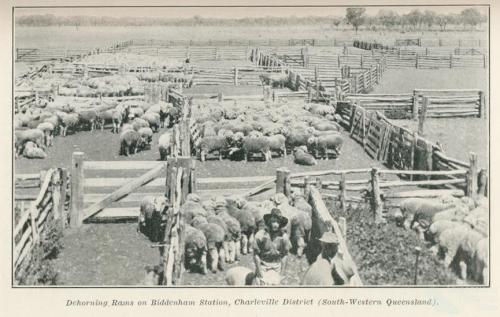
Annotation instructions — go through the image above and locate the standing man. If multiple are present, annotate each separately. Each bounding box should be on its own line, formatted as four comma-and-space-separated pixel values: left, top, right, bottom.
253, 208, 292, 285
301, 231, 355, 286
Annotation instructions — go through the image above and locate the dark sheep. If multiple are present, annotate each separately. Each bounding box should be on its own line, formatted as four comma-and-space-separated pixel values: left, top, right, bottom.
293, 147, 318, 166
198, 136, 231, 162
119, 129, 145, 156
307, 134, 343, 160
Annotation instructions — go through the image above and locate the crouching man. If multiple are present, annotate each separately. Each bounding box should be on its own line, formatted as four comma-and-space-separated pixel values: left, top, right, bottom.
253, 208, 291, 285
301, 231, 355, 286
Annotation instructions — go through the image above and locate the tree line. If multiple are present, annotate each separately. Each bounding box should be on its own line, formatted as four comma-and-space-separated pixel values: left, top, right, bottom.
16, 7, 487, 31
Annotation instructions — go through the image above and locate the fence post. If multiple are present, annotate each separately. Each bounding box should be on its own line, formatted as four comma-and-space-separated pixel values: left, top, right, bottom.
410, 132, 417, 180
477, 169, 488, 197
478, 91, 485, 118
418, 97, 429, 135
483, 54, 486, 68
339, 173, 347, 213
263, 85, 271, 102
276, 167, 291, 198
466, 152, 478, 197
234, 67, 239, 86
304, 176, 312, 199
449, 54, 453, 68
58, 168, 68, 229
370, 167, 384, 223
70, 152, 84, 228
425, 141, 434, 181
412, 90, 419, 120
316, 177, 322, 191
415, 53, 419, 68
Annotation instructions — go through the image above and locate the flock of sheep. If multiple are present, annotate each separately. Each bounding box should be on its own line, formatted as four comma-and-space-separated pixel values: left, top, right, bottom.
14, 94, 181, 160
396, 194, 489, 284
139, 191, 313, 278
192, 100, 345, 165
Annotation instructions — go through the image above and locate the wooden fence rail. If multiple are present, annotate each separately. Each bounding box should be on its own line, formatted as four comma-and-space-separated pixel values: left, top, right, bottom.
14, 168, 69, 281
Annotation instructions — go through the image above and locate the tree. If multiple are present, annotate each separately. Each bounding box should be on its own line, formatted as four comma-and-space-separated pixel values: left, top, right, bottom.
436, 14, 448, 31
406, 9, 423, 30
423, 10, 436, 30
345, 7, 366, 34
377, 9, 399, 30
460, 8, 482, 30
332, 16, 342, 30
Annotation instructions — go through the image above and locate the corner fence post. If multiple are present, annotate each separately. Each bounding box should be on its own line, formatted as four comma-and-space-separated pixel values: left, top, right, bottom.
466, 152, 478, 197
370, 167, 384, 224
276, 167, 291, 197
70, 152, 84, 228
418, 97, 429, 136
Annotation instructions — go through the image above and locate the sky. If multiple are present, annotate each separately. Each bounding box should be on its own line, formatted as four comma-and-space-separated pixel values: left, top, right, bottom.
14, 5, 488, 19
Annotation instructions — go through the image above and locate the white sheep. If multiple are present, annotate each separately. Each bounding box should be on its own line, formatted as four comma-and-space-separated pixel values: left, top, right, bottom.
36, 122, 55, 147
158, 132, 172, 160
138, 195, 168, 242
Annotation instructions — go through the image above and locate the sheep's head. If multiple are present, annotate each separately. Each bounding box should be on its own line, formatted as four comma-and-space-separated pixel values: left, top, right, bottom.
191, 215, 208, 228
153, 196, 168, 214
307, 136, 318, 145
187, 193, 201, 203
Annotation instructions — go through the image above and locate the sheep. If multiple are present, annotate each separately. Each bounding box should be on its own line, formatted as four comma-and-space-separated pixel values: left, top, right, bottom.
225, 196, 256, 256
77, 108, 99, 131
132, 117, 150, 131
58, 112, 80, 136
180, 194, 207, 223
36, 122, 55, 147
217, 211, 242, 263
283, 128, 313, 150
128, 106, 144, 120
96, 109, 115, 131
307, 134, 343, 160
138, 127, 153, 148
304, 103, 336, 116
147, 102, 171, 127
15, 128, 45, 156
207, 215, 231, 263
455, 229, 485, 280
248, 130, 264, 138
142, 112, 161, 132
191, 216, 226, 273
158, 132, 172, 160
202, 121, 217, 138
225, 266, 255, 285
290, 191, 312, 217
290, 209, 312, 257
22, 141, 47, 159
217, 128, 234, 138
310, 120, 341, 132
197, 136, 231, 162
471, 238, 488, 284
138, 195, 168, 242
427, 220, 460, 244
266, 134, 287, 159
43, 115, 60, 136
119, 130, 145, 156
239, 137, 271, 162
121, 123, 134, 133
431, 224, 472, 267
293, 147, 317, 166
239, 199, 266, 231
167, 106, 181, 127
396, 198, 454, 230
184, 225, 208, 274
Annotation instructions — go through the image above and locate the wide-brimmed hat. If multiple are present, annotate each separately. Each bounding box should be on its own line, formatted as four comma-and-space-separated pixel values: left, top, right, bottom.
263, 208, 288, 228
318, 232, 340, 245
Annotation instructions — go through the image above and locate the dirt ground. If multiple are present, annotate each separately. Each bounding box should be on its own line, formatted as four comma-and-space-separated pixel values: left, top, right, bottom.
52, 223, 159, 285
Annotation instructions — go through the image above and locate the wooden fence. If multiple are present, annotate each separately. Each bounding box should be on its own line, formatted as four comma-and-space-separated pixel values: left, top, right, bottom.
14, 169, 69, 281
15, 41, 133, 62
344, 89, 484, 119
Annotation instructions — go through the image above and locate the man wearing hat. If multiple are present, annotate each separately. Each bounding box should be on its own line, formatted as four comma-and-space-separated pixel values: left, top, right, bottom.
301, 231, 355, 286
252, 208, 292, 285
